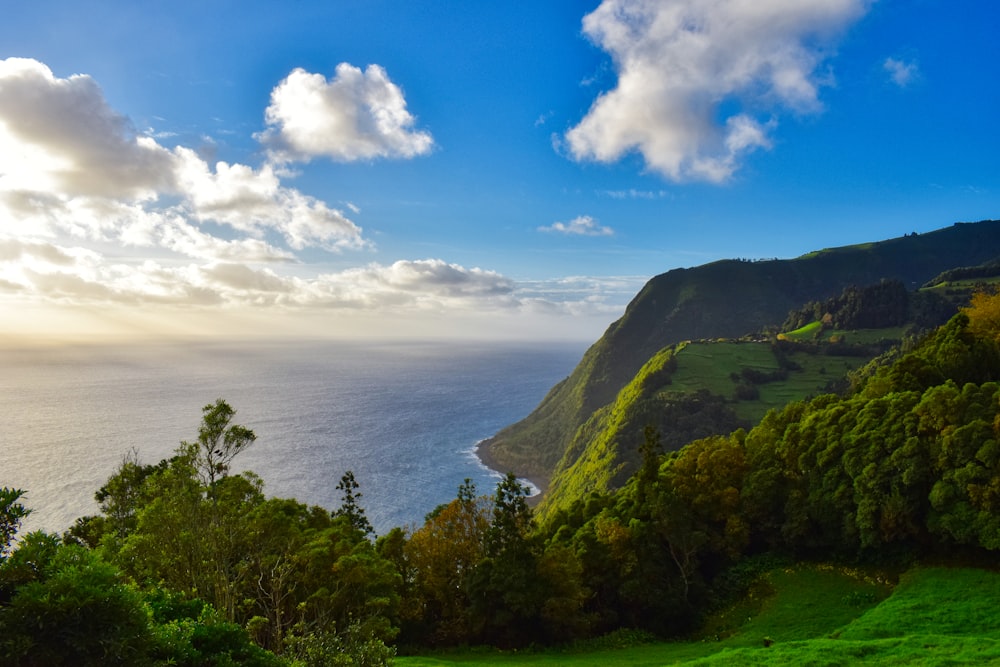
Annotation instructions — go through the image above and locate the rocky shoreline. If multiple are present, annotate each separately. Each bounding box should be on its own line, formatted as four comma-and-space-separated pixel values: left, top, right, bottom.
474, 437, 547, 502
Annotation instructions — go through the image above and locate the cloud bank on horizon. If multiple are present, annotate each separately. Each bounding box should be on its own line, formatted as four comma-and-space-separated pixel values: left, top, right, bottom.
3, 0, 991, 341
0, 53, 640, 339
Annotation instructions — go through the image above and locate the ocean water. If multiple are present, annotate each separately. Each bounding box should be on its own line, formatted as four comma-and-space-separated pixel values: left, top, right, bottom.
0, 339, 585, 536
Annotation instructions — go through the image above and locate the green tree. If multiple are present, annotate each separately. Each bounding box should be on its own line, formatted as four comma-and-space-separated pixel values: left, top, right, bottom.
191, 399, 257, 487
0, 488, 29, 563
104, 402, 400, 658
0, 542, 154, 666
468, 474, 552, 647
334, 470, 374, 538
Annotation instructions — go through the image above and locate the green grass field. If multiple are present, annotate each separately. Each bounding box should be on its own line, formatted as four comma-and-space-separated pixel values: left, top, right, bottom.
397, 565, 1000, 666
667, 341, 871, 423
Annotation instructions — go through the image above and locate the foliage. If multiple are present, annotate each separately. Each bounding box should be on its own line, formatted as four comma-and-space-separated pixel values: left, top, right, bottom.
283, 620, 396, 667
484, 219, 1000, 493
401, 479, 491, 645
0, 540, 154, 666
396, 566, 1000, 666
0, 530, 284, 666
334, 470, 375, 537
528, 295, 1000, 642
39, 399, 399, 662
782, 280, 912, 332
191, 398, 257, 486
397, 476, 590, 649
540, 334, 880, 518
0, 488, 29, 562
17, 287, 1000, 659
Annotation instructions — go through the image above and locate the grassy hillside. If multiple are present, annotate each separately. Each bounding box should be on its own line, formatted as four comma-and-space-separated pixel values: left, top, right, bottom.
397, 565, 1000, 666
539, 335, 886, 514
482, 220, 1000, 492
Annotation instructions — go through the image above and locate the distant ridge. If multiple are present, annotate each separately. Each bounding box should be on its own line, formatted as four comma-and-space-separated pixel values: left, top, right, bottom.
481, 219, 1000, 498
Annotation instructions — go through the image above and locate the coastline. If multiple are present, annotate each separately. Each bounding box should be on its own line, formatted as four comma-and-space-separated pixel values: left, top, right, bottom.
474, 437, 548, 502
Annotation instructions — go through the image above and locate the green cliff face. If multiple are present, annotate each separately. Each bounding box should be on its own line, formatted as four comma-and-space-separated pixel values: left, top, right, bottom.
482, 219, 1000, 511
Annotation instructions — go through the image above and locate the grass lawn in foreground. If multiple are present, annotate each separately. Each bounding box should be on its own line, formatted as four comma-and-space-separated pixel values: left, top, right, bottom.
398, 565, 1000, 666
397, 564, 891, 666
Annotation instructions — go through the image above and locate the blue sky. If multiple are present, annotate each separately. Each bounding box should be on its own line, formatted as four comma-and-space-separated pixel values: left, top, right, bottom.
0, 0, 997, 342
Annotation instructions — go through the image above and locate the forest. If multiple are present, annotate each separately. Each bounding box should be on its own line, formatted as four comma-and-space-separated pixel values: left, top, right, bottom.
5, 289, 1000, 665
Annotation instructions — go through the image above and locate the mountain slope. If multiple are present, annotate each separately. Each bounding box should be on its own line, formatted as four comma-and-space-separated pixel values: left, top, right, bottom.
481, 219, 1000, 491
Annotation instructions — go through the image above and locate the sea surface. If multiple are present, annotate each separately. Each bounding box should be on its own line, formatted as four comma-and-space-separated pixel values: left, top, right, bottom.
0, 339, 586, 536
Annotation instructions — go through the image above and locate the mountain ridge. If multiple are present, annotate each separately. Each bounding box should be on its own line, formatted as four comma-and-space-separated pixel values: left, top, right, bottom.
481, 219, 1000, 501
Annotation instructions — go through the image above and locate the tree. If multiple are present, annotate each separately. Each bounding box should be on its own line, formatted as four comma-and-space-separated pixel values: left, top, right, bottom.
190, 399, 256, 486
402, 479, 491, 645
96, 401, 401, 658
963, 288, 1000, 341
0, 542, 155, 666
0, 488, 29, 563
468, 474, 547, 647
107, 402, 262, 623
65, 450, 172, 548
334, 470, 374, 538
486, 473, 533, 556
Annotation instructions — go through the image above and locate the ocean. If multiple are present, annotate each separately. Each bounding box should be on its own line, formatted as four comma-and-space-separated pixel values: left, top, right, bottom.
0, 339, 586, 536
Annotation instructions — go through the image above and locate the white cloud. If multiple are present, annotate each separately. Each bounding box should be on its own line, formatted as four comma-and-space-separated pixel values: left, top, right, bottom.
539, 215, 614, 237
174, 149, 367, 252
565, 0, 870, 182
534, 111, 554, 127
258, 64, 434, 162
154, 216, 298, 263
0, 238, 638, 330
0, 237, 75, 266
0, 57, 369, 266
0, 58, 630, 340
600, 188, 669, 200
0, 252, 513, 311
883, 57, 919, 88
0, 58, 178, 200
308, 260, 517, 310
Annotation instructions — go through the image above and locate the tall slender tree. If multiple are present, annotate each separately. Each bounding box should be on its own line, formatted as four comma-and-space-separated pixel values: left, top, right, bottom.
334, 470, 374, 538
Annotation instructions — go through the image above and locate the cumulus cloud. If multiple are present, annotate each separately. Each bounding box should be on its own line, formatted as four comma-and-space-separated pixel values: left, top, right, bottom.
0, 58, 178, 200
0, 57, 627, 336
174, 149, 366, 252
0, 236, 637, 323
565, 0, 870, 182
154, 216, 297, 263
0, 57, 368, 266
539, 215, 614, 236
258, 64, 434, 162
883, 57, 919, 87
199, 262, 293, 295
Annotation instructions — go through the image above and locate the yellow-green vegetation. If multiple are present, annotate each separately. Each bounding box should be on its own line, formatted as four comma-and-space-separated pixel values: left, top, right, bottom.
689, 566, 1000, 665
781, 320, 823, 340
542, 333, 884, 515
542, 347, 677, 510
485, 220, 1000, 493
782, 322, 907, 345
398, 565, 1000, 666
